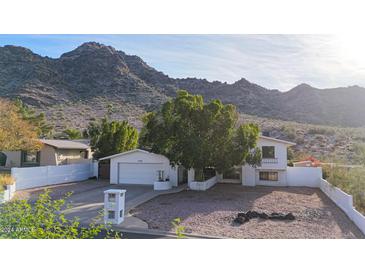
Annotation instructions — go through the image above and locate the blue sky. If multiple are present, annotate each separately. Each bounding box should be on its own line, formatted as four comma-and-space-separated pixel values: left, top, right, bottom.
1, 34, 364, 91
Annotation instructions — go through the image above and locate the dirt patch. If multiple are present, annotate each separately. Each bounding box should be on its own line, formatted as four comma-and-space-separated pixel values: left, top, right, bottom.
132, 184, 364, 239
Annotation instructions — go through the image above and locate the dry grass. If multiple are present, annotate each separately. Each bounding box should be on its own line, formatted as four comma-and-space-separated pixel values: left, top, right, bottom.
324, 166, 365, 214
0, 174, 15, 186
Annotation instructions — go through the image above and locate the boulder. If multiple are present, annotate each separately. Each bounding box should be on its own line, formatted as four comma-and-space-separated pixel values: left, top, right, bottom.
233, 211, 295, 225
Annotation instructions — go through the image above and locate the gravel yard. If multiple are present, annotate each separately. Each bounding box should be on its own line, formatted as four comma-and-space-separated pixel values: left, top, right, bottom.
131, 184, 364, 239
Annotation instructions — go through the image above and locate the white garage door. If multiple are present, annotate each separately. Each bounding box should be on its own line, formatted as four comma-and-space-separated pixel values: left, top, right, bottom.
118, 163, 163, 185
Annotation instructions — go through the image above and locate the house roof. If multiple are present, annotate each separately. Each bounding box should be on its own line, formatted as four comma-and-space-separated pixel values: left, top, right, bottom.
98, 149, 167, 161
259, 135, 296, 146
39, 139, 89, 150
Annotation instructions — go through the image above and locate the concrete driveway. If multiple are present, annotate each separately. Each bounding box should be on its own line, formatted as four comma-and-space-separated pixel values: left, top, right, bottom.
15, 179, 154, 224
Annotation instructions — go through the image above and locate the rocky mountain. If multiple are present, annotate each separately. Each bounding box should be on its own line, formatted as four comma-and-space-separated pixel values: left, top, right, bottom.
1, 41, 365, 130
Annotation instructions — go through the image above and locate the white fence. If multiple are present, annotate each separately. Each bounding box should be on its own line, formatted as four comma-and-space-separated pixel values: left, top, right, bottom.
189, 175, 219, 191
12, 162, 98, 191
286, 167, 322, 187
320, 179, 365, 235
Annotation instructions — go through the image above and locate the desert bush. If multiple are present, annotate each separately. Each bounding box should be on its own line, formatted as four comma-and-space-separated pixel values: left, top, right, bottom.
281, 125, 296, 140
0, 174, 15, 187
171, 218, 186, 238
308, 127, 335, 135
325, 166, 365, 214
352, 143, 365, 165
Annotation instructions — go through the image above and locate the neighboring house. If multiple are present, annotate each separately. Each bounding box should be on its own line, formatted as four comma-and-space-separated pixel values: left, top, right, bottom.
100, 135, 295, 187
0, 139, 92, 168
293, 156, 321, 167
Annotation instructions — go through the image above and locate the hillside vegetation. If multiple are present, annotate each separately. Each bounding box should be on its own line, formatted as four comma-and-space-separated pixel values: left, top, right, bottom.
1, 42, 365, 128
1, 42, 365, 165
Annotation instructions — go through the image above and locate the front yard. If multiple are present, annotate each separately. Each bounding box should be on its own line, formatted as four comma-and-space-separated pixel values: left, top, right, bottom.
131, 184, 364, 239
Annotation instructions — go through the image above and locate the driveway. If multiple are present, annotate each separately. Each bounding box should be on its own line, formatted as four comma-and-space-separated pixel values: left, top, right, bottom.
131, 184, 364, 239
15, 179, 154, 224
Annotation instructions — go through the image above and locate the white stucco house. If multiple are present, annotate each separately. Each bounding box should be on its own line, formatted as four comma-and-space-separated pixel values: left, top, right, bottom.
241, 135, 296, 186
98, 135, 296, 189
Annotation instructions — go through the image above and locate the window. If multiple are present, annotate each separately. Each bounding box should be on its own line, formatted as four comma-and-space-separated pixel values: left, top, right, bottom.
262, 146, 275, 159
259, 171, 278, 181
108, 193, 116, 202
108, 211, 115, 219
157, 170, 165, 181
120, 210, 124, 218
21, 151, 40, 166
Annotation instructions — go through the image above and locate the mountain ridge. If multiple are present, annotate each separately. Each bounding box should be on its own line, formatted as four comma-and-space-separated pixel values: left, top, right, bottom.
1, 41, 365, 128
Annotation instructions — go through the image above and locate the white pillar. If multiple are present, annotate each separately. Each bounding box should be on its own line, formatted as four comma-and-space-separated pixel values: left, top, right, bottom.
187, 169, 195, 184
104, 189, 126, 225
168, 165, 178, 187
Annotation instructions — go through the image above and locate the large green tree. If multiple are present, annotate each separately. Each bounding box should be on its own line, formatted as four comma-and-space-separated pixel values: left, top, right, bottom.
85, 118, 138, 159
140, 90, 261, 180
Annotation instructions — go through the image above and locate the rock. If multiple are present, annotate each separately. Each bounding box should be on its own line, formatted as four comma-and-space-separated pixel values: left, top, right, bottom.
246, 211, 259, 218
258, 212, 269, 219
234, 216, 249, 224
237, 212, 247, 218
285, 213, 295, 220
233, 211, 295, 225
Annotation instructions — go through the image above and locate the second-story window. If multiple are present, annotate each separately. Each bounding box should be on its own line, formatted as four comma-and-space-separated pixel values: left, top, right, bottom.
262, 146, 275, 159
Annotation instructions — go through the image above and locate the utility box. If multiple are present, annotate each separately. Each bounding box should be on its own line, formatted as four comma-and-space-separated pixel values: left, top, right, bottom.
104, 189, 126, 225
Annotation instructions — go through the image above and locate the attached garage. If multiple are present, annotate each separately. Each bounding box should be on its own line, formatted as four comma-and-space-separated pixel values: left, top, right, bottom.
99, 149, 177, 186
118, 163, 164, 185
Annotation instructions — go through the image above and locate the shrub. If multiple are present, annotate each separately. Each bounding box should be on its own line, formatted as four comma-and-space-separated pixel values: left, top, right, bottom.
0, 189, 117, 239
171, 218, 185, 238
325, 166, 365, 215
308, 127, 335, 135
352, 143, 365, 165
282, 126, 296, 140
0, 174, 15, 187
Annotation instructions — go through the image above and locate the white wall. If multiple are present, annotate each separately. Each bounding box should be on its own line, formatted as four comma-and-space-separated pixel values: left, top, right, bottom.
320, 179, 365, 235
189, 175, 218, 191
286, 167, 322, 187
12, 163, 94, 190
257, 138, 288, 170
109, 150, 170, 184
242, 165, 256, 186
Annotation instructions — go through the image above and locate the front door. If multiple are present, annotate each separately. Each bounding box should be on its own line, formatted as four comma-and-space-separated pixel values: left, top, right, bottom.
178, 166, 188, 185
99, 160, 110, 179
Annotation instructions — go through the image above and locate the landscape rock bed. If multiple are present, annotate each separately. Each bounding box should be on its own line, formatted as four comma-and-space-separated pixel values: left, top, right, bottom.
233, 211, 295, 225
132, 184, 364, 239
